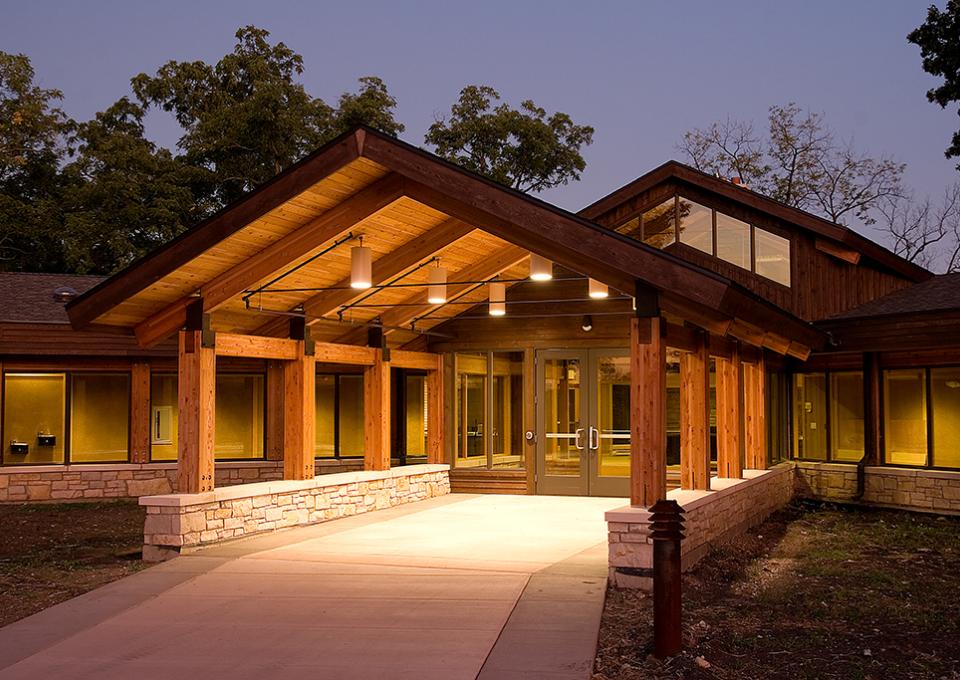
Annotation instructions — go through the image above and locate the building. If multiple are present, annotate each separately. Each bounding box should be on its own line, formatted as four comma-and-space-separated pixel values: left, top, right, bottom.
1, 127, 957, 572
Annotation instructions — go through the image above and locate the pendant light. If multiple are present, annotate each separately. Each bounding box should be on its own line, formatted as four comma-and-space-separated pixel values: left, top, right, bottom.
529, 254, 553, 281
588, 278, 609, 299
350, 238, 372, 289
489, 281, 506, 316
427, 262, 447, 304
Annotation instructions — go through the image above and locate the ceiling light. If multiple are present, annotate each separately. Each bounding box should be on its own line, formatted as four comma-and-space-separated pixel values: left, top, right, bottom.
581, 315, 593, 332
427, 265, 447, 305
350, 242, 372, 289
588, 279, 608, 299
489, 281, 506, 316
529, 254, 553, 281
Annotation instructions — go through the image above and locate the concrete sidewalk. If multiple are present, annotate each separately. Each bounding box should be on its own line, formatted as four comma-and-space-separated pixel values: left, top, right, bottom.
0, 494, 624, 680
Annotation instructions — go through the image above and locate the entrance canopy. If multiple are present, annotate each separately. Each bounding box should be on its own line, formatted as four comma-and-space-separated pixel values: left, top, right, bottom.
66, 127, 823, 357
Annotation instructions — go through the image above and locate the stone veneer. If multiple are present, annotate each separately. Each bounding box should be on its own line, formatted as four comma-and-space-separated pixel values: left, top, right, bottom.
139, 464, 450, 561
795, 461, 960, 514
0, 459, 363, 503
606, 464, 795, 589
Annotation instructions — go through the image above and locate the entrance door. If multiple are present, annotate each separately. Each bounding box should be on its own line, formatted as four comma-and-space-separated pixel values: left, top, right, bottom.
536, 349, 631, 497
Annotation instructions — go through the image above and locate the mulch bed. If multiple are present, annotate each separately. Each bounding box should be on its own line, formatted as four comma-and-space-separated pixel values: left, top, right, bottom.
594, 501, 960, 680
0, 501, 146, 627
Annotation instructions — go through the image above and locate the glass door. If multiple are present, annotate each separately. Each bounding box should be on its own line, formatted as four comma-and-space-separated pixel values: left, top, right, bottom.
588, 351, 631, 497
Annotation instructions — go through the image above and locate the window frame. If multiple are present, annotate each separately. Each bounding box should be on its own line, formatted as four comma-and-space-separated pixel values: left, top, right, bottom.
791, 370, 865, 464
880, 366, 960, 472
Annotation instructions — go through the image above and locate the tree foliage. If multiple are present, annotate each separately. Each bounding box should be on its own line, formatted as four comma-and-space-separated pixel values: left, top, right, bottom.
678, 103, 905, 226
908, 1, 960, 169
425, 85, 594, 193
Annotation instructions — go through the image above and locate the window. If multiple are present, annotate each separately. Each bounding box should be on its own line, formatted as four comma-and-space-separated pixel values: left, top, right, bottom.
70, 373, 130, 463
931, 368, 960, 469
642, 198, 676, 249
830, 372, 864, 462
315, 373, 364, 458
3, 373, 66, 464
404, 374, 427, 461
315, 375, 336, 457
716, 212, 751, 269
754, 228, 791, 286
883, 369, 927, 466
150, 374, 178, 461
793, 373, 828, 460
455, 351, 524, 470
678, 199, 713, 254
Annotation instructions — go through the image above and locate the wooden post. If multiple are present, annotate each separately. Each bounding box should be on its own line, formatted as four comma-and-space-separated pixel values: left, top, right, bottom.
177, 330, 216, 493
651, 499, 685, 658
364, 348, 391, 471
680, 334, 710, 490
630, 315, 666, 507
715, 342, 743, 478
266, 360, 285, 461
743, 356, 767, 470
130, 362, 152, 463
283, 343, 315, 480
863, 352, 881, 466
427, 357, 445, 464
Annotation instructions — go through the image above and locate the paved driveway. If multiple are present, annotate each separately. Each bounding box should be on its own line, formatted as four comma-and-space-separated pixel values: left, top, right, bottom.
0, 494, 625, 680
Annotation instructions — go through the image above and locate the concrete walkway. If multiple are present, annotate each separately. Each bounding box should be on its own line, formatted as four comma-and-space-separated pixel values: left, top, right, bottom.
0, 494, 625, 680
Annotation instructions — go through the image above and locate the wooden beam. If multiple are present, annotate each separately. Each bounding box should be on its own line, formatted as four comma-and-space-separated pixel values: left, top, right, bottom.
314, 342, 376, 366
630, 316, 667, 507
742, 356, 767, 470
786, 341, 812, 361
715, 342, 743, 479
334, 243, 529, 344
177, 330, 216, 493
283, 342, 316, 480
215, 333, 300, 360
815, 237, 861, 264
135, 174, 404, 348
427, 362, 445, 464
364, 348, 391, 471
266, 360, 284, 461
130, 362, 151, 464
863, 351, 881, 467
680, 333, 710, 490
390, 349, 441, 371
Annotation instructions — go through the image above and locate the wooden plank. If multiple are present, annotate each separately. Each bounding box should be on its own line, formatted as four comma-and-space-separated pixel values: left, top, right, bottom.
815, 237, 861, 264
715, 342, 743, 478
215, 333, 300, 360
283, 343, 316, 480
130, 362, 151, 464
680, 333, 710, 490
314, 342, 376, 365
630, 316, 667, 507
363, 349, 391, 471
742, 356, 767, 470
427, 363, 445, 465
177, 330, 216, 493
390, 349, 441, 371
266, 360, 284, 461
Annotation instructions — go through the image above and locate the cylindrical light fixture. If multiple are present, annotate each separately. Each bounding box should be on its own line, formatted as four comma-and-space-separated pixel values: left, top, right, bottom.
529, 254, 553, 281
350, 242, 372, 289
588, 278, 609, 299
489, 281, 506, 316
427, 265, 447, 304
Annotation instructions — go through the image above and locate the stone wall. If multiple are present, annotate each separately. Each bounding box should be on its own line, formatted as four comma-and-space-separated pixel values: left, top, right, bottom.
606, 464, 795, 589
140, 464, 450, 561
0, 459, 363, 503
795, 462, 960, 514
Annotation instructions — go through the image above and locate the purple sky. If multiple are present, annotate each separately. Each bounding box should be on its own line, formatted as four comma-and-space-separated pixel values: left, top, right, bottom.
3, 1, 957, 242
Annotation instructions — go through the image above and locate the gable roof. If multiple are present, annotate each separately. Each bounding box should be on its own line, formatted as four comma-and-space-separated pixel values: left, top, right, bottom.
580, 160, 931, 283
0, 272, 104, 324
64, 127, 825, 353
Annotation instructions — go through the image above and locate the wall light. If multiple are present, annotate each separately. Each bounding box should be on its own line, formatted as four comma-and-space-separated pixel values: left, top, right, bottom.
588, 279, 608, 299
427, 264, 447, 304
581, 315, 593, 332
529, 254, 553, 281
489, 281, 506, 316
350, 240, 372, 289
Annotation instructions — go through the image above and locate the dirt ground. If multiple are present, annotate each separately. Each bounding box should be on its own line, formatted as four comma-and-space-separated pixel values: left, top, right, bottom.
0, 501, 146, 627
594, 501, 960, 680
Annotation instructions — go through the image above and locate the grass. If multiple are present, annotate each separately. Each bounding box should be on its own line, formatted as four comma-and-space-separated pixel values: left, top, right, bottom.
0, 501, 147, 627
593, 501, 960, 680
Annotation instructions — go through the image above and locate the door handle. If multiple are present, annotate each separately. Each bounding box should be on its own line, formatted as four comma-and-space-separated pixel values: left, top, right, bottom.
589, 426, 600, 451
574, 427, 585, 450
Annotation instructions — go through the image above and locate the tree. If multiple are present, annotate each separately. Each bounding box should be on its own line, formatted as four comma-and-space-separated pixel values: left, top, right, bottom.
133, 26, 403, 207
60, 98, 207, 273
908, 1, 960, 170
0, 52, 72, 271
679, 103, 904, 226
425, 85, 594, 193
879, 183, 960, 271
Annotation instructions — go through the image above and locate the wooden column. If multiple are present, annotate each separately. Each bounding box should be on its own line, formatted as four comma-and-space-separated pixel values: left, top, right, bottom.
130, 362, 152, 463
266, 360, 285, 461
680, 334, 710, 490
630, 315, 667, 507
283, 343, 316, 480
863, 352, 882, 466
364, 348, 391, 471
427, 357, 445, 464
177, 330, 216, 493
743, 356, 767, 470
715, 342, 743, 478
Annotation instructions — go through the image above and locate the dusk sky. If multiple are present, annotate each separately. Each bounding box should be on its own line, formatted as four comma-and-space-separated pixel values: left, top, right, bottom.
3, 1, 957, 243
